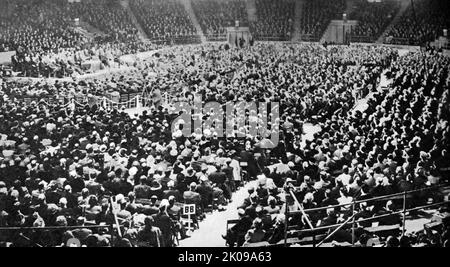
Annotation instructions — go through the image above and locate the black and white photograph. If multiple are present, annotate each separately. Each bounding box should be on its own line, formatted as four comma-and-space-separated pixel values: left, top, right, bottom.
0, 0, 449, 254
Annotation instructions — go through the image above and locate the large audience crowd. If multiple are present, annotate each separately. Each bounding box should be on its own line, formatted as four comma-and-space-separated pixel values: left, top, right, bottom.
1, 40, 448, 247
130, 0, 199, 43
1, 0, 449, 78
0, 0, 83, 54
386, 0, 450, 45
222, 47, 450, 247
10, 40, 159, 78
66, 0, 141, 43
300, 0, 345, 41
192, 0, 248, 41
0, 0, 449, 248
250, 0, 295, 40
348, 0, 400, 43
0, 0, 157, 78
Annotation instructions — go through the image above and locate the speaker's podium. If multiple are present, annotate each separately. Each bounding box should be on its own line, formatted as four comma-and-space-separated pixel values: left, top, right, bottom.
227, 21, 251, 48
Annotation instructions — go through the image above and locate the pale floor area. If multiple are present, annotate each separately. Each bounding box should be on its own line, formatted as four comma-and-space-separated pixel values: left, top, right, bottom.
178, 123, 321, 248
179, 182, 257, 247
178, 186, 438, 247
177, 72, 433, 247
127, 71, 432, 247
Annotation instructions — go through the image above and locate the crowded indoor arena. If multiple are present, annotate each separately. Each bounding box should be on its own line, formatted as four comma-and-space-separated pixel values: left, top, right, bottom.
0, 0, 449, 248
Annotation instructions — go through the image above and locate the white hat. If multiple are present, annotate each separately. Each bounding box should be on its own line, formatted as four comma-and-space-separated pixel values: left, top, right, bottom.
129, 167, 138, 177
159, 199, 170, 209
276, 214, 286, 224
170, 149, 178, 157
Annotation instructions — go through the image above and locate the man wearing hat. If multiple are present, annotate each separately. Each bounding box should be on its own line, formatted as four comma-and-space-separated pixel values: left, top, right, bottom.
152, 200, 173, 247
196, 176, 214, 211
127, 150, 139, 169
142, 195, 160, 216
222, 158, 236, 193
209, 165, 231, 202
159, 167, 173, 190
183, 182, 204, 219
137, 216, 164, 247
222, 208, 252, 247
267, 214, 286, 244
162, 180, 182, 202
196, 164, 209, 182
245, 193, 260, 220
167, 196, 189, 240
184, 167, 197, 186
58, 185, 76, 209
72, 217, 93, 242
134, 176, 151, 199
149, 180, 163, 200
183, 182, 201, 207
237, 187, 256, 210
44, 182, 62, 205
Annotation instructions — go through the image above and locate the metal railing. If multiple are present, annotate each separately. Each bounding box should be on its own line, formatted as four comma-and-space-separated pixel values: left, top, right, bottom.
348, 35, 376, 44
146, 35, 202, 45
282, 184, 450, 247
255, 36, 292, 42
299, 34, 321, 42
286, 184, 448, 217
204, 34, 228, 42
314, 200, 450, 247
384, 37, 418, 46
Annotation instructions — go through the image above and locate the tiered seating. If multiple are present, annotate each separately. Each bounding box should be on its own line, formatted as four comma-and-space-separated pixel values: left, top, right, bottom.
0, 0, 159, 78
0, 0, 143, 53
348, 0, 401, 43
66, 0, 140, 42
129, 0, 200, 44
386, 0, 450, 45
224, 48, 450, 247
250, 0, 295, 40
300, 0, 345, 41
192, 0, 248, 41
0, 0, 83, 53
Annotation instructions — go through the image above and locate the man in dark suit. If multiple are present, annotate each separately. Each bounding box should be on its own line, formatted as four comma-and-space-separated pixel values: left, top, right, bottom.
238, 188, 255, 210
209, 167, 226, 184
142, 196, 159, 216
163, 181, 182, 202
45, 183, 62, 204
222, 209, 253, 247
137, 216, 164, 247
222, 159, 235, 192
134, 176, 151, 199
244, 193, 260, 220
240, 149, 258, 181
71, 217, 93, 243
209, 165, 231, 201
196, 178, 213, 210
183, 182, 203, 220
167, 196, 189, 239
183, 182, 202, 206
152, 200, 173, 247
